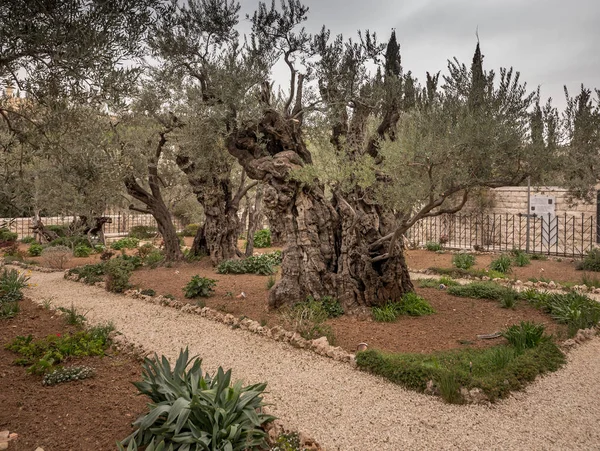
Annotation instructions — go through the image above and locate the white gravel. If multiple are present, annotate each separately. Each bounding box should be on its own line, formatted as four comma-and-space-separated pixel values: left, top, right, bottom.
22, 269, 600, 451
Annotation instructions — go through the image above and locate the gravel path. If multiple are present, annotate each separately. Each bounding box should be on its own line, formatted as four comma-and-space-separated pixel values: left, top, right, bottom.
22, 270, 600, 451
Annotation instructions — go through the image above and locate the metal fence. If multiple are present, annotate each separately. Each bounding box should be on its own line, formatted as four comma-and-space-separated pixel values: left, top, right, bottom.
1, 210, 185, 241
405, 213, 598, 257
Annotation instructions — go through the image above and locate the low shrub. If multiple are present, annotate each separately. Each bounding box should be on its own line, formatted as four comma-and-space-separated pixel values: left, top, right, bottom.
140, 288, 156, 296
319, 295, 344, 318
254, 228, 271, 248
499, 289, 518, 309
266, 275, 276, 290
181, 223, 200, 237
489, 254, 512, 273
2, 242, 21, 257
511, 249, 531, 267
525, 290, 600, 337
282, 300, 336, 343
6, 324, 113, 375
355, 340, 565, 403
20, 236, 36, 244
0, 268, 30, 303
448, 281, 516, 301
143, 249, 164, 268
529, 253, 548, 261
128, 225, 157, 239
28, 243, 44, 256
452, 253, 475, 270
425, 241, 442, 251
577, 248, 600, 272
119, 348, 274, 451
0, 227, 19, 246
110, 237, 139, 250
67, 263, 105, 285
581, 272, 600, 289
271, 432, 305, 451
418, 277, 460, 289
217, 251, 282, 275
46, 224, 68, 237
104, 258, 135, 293
183, 275, 216, 298
372, 292, 434, 322
57, 303, 88, 326
502, 321, 546, 353
42, 365, 95, 386
73, 244, 93, 258
41, 245, 72, 269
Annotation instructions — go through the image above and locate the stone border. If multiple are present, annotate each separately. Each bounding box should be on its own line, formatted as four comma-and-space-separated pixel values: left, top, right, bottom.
0, 257, 64, 273
410, 267, 600, 295
14, 262, 600, 406
35, 291, 324, 451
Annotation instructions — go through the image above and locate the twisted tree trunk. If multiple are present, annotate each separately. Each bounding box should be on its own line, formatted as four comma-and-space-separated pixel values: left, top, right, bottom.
176, 156, 256, 264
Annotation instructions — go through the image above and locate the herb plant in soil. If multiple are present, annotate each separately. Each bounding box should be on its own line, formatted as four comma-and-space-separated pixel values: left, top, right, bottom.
356, 321, 564, 403
119, 348, 274, 451
184, 275, 216, 298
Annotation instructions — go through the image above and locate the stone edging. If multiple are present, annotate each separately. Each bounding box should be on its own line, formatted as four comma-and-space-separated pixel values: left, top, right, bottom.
0, 258, 64, 273
13, 262, 600, 406
38, 287, 324, 451
410, 268, 600, 294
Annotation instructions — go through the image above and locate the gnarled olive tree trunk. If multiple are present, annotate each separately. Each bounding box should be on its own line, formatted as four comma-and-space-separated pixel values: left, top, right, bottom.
176, 156, 256, 264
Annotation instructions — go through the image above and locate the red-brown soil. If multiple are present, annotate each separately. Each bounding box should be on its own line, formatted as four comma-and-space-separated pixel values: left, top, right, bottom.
0, 298, 146, 451
130, 258, 566, 355
406, 249, 587, 284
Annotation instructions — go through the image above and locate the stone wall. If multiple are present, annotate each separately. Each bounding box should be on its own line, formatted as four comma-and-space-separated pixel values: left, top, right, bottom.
468, 186, 597, 217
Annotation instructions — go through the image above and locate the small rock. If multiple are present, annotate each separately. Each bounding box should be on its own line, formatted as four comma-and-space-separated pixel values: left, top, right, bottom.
35, 448, 45, 451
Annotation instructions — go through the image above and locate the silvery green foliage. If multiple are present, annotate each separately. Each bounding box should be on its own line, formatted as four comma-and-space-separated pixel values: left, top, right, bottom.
42, 366, 95, 386
119, 348, 275, 451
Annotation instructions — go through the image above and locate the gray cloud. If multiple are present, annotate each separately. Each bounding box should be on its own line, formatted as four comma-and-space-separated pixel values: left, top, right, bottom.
239, 0, 600, 108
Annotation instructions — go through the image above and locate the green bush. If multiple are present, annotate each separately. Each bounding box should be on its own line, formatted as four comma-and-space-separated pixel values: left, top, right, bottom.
104, 258, 135, 293
119, 348, 274, 451
577, 248, 600, 272
452, 253, 475, 270
217, 251, 282, 276
253, 229, 271, 248
20, 236, 36, 244
42, 365, 95, 386
489, 254, 512, 273
282, 300, 336, 343
6, 324, 113, 375
502, 321, 546, 353
0, 227, 18, 243
355, 340, 565, 403
182, 223, 200, 237
184, 275, 216, 298
0, 268, 30, 304
320, 296, 344, 318
143, 250, 165, 268
510, 249, 531, 267
425, 241, 442, 251
111, 237, 139, 250
525, 290, 600, 337
28, 243, 44, 256
67, 263, 106, 285
46, 224, 68, 237
372, 292, 435, 322
73, 244, 93, 258
448, 281, 516, 301
140, 288, 156, 296
271, 432, 305, 451
128, 225, 157, 239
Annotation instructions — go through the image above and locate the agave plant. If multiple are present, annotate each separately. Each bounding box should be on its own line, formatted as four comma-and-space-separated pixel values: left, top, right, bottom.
119, 348, 275, 451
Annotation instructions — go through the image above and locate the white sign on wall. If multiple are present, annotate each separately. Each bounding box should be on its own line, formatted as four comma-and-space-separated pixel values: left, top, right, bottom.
530, 196, 557, 246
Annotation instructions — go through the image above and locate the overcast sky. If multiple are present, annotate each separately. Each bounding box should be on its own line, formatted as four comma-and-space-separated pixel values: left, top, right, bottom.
239, 0, 599, 109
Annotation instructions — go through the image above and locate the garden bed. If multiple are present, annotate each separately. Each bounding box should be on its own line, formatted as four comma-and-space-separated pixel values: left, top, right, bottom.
128, 260, 566, 354
406, 249, 584, 284
0, 297, 146, 451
